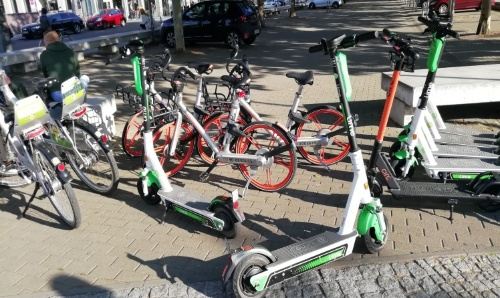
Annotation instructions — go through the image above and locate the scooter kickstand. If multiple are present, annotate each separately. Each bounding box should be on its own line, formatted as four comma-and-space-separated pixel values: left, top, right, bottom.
447, 199, 458, 223
200, 160, 218, 182
22, 182, 40, 217
161, 203, 170, 225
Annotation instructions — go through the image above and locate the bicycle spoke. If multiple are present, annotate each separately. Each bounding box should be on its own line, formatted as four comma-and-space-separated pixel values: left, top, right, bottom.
310, 115, 322, 130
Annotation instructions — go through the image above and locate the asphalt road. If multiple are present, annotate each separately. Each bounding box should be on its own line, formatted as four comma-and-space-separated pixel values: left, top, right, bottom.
10, 20, 160, 51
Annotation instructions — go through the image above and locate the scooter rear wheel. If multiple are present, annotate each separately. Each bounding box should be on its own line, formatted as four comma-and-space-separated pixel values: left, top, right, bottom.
213, 206, 237, 239
232, 254, 270, 298
363, 214, 389, 254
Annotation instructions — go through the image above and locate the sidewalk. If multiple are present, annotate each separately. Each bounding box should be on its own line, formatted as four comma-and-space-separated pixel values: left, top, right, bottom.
1, 0, 499, 296
33, 252, 500, 297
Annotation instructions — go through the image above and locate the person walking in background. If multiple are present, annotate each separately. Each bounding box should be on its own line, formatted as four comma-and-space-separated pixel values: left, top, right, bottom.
139, 8, 151, 30
39, 8, 51, 33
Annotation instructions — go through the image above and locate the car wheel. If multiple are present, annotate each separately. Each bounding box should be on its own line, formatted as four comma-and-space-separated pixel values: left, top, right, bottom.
73, 23, 81, 34
437, 3, 448, 15
243, 36, 256, 45
225, 31, 240, 47
309, 2, 316, 8
332, 2, 340, 8
120, 19, 126, 27
165, 31, 175, 48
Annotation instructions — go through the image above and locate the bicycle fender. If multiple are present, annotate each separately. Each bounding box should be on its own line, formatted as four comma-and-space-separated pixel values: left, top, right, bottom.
35, 142, 71, 184
73, 119, 111, 152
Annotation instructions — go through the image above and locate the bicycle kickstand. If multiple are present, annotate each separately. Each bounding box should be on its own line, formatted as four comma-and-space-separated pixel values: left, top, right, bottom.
314, 146, 330, 173
242, 167, 257, 199
200, 160, 219, 182
22, 182, 40, 217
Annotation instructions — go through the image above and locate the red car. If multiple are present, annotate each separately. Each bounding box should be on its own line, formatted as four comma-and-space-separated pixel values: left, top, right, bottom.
432, 0, 495, 16
86, 9, 126, 29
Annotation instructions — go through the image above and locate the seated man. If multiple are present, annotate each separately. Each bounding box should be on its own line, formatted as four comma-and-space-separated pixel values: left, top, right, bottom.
39, 30, 80, 117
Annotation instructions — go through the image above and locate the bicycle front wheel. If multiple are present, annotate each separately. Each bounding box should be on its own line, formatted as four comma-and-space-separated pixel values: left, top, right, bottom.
296, 106, 350, 165
122, 111, 144, 157
66, 121, 119, 195
235, 121, 297, 192
34, 144, 81, 228
154, 121, 195, 176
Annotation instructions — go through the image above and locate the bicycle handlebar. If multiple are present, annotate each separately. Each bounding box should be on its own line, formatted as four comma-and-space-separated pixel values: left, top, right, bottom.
171, 66, 197, 82
417, 16, 459, 39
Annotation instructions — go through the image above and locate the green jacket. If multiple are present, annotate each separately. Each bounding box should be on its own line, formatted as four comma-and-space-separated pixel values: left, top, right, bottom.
40, 41, 80, 92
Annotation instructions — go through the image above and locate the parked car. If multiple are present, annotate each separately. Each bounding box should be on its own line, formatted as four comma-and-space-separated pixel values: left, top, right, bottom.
431, 0, 495, 15
307, 0, 343, 9
86, 9, 126, 30
21, 11, 84, 39
161, 0, 261, 48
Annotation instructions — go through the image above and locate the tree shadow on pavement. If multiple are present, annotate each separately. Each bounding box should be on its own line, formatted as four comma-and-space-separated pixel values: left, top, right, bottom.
49, 274, 110, 297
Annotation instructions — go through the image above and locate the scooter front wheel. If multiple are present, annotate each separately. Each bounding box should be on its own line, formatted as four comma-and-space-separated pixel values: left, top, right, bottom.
363, 214, 389, 254
232, 254, 270, 298
137, 179, 161, 205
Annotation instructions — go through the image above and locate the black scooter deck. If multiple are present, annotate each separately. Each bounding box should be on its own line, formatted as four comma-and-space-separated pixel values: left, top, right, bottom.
434, 144, 499, 159
271, 231, 353, 265
426, 158, 500, 173
391, 180, 474, 199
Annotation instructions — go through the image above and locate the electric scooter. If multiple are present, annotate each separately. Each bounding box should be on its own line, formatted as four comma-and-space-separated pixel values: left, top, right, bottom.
223, 31, 390, 298
109, 40, 244, 238
367, 21, 500, 220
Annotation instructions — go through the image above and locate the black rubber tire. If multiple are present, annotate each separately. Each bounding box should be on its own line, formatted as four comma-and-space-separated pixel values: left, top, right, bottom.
137, 178, 161, 205
389, 141, 415, 178
363, 213, 389, 254
66, 122, 119, 195
437, 3, 448, 16
120, 19, 126, 27
226, 31, 240, 47
369, 174, 384, 198
214, 206, 236, 239
232, 254, 270, 298
332, 2, 340, 8
165, 31, 176, 48
34, 144, 81, 229
309, 3, 316, 8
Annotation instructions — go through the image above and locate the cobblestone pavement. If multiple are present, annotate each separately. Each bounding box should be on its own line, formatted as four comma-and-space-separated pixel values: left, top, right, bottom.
1, 0, 499, 296
41, 252, 500, 297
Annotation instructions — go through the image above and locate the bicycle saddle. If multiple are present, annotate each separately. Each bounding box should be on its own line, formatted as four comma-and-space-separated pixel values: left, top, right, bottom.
188, 63, 214, 75
220, 75, 250, 89
286, 71, 314, 86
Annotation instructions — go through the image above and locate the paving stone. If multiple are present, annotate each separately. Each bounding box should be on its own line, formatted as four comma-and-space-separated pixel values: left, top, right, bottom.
377, 274, 400, 290
399, 276, 421, 294
302, 284, 323, 298
420, 276, 440, 295
407, 262, 428, 280
319, 282, 342, 298
357, 279, 379, 294
392, 263, 411, 277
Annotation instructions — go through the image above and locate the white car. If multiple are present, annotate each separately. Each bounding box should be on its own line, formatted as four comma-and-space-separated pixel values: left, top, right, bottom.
307, 0, 343, 9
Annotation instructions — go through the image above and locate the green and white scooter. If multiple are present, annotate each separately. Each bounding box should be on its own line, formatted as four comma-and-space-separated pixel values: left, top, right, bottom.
222, 32, 389, 297
111, 40, 244, 238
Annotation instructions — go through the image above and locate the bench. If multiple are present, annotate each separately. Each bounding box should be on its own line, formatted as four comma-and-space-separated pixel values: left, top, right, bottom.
381, 64, 500, 126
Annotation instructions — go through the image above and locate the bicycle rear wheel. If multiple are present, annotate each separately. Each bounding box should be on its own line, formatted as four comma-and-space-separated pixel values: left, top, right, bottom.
154, 121, 195, 176
66, 121, 119, 195
34, 143, 81, 228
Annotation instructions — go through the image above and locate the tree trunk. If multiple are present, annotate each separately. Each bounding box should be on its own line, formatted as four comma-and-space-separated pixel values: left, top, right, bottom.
257, 0, 265, 27
172, 0, 185, 51
476, 0, 491, 35
289, 0, 296, 17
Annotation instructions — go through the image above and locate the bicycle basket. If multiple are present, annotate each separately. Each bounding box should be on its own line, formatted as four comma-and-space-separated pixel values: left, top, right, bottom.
14, 95, 51, 138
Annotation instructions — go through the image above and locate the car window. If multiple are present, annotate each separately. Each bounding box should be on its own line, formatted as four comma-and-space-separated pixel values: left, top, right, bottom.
206, 2, 229, 18
185, 3, 206, 19
237, 2, 256, 15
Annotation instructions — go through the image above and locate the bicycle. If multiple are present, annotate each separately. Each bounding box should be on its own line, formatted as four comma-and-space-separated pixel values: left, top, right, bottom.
197, 47, 349, 167
36, 76, 120, 195
156, 66, 297, 192
0, 69, 81, 228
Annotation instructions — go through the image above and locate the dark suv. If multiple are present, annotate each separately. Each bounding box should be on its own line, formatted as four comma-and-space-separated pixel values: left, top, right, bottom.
161, 0, 261, 47
21, 11, 84, 39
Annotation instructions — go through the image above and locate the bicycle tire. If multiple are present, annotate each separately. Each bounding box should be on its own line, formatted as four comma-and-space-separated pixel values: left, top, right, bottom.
121, 111, 144, 158
65, 121, 119, 195
295, 105, 350, 165
235, 121, 297, 192
34, 142, 81, 228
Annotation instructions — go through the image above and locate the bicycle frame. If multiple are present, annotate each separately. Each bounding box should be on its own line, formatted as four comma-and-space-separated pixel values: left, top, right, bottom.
169, 88, 267, 167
